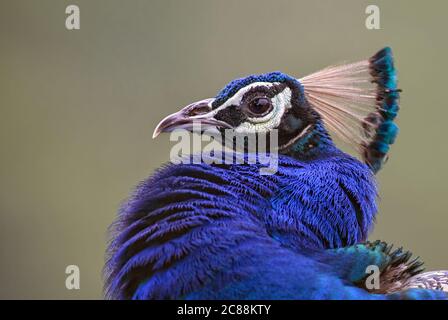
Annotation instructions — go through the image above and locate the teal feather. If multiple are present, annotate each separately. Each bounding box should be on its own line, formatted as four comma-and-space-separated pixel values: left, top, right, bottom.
363, 47, 401, 173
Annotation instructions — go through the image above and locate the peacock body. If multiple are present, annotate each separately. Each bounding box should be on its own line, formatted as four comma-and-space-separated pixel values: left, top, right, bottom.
104, 48, 448, 300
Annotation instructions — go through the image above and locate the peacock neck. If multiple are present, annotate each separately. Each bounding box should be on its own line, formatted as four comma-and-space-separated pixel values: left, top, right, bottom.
283, 121, 341, 161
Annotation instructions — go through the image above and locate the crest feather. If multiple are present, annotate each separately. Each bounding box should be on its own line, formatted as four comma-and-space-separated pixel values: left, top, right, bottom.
300, 47, 400, 173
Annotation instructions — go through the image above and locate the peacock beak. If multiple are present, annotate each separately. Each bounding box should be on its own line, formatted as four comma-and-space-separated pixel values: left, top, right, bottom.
152, 98, 232, 138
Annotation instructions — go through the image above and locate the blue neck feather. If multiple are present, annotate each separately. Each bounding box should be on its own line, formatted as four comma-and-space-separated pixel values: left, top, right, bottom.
105, 145, 377, 298
286, 121, 338, 161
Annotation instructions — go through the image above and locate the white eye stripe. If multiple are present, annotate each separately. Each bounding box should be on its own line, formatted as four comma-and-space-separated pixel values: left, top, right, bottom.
234, 87, 293, 133
223, 82, 278, 106
203, 82, 278, 118
246, 89, 291, 123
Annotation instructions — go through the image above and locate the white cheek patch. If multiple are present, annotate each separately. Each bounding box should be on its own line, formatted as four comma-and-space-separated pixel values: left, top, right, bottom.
234, 87, 292, 134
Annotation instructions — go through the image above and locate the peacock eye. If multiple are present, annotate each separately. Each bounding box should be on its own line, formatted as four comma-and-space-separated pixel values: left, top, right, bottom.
246, 97, 273, 117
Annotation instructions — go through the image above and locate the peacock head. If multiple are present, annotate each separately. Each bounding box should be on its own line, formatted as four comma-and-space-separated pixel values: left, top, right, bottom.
153, 48, 400, 173
153, 72, 322, 154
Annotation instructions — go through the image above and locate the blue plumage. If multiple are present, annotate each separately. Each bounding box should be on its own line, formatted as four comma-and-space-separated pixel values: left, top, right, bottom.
105, 48, 447, 299
106, 152, 376, 299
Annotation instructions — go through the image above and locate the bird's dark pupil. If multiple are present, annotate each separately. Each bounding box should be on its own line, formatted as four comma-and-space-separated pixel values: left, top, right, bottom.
248, 97, 272, 115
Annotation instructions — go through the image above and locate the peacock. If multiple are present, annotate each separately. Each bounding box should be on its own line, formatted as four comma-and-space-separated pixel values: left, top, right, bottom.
104, 47, 448, 299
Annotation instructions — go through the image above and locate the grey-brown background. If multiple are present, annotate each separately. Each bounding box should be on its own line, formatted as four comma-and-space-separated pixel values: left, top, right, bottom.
0, 0, 447, 299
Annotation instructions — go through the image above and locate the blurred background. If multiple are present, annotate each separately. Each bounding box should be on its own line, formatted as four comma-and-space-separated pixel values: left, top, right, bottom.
0, 0, 447, 299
